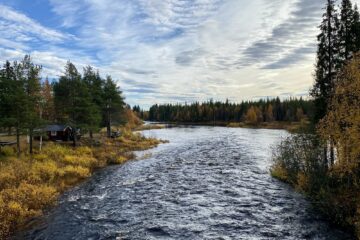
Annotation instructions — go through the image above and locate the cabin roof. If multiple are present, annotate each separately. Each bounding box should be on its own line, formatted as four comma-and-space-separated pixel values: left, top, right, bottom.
45, 125, 71, 132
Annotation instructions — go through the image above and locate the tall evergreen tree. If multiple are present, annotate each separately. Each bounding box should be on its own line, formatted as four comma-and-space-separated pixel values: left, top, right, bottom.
352, 4, 360, 51
311, 0, 339, 123
102, 76, 125, 138
339, 0, 355, 62
21, 55, 42, 154
53, 62, 96, 146
82, 66, 103, 138
0, 57, 42, 154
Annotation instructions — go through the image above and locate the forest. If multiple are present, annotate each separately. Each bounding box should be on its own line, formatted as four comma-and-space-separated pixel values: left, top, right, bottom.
271, 0, 360, 237
142, 98, 313, 125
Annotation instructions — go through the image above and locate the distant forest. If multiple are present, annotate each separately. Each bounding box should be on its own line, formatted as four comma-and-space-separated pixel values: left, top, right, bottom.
134, 98, 313, 124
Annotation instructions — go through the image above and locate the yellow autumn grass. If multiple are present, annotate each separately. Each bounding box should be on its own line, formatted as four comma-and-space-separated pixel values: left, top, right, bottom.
0, 128, 163, 239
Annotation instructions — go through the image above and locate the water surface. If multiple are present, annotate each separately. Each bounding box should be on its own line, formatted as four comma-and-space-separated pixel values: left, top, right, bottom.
19, 127, 353, 239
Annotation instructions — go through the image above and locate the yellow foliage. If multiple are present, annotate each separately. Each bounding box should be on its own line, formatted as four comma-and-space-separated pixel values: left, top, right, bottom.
0, 127, 163, 238
245, 106, 258, 124
0, 146, 16, 157
28, 161, 60, 184
62, 165, 90, 179
319, 54, 360, 180
109, 155, 129, 165
296, 172, 309, 192
0, 183, 57, 237
270, 163, 288, 182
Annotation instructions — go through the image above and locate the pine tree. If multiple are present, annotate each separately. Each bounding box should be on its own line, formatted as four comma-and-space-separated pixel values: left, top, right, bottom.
0, 56, 42, 154
53, 61, 96, 146
82, 66, 102, 138
102, 76, 125, 138
21, 55, 42, 154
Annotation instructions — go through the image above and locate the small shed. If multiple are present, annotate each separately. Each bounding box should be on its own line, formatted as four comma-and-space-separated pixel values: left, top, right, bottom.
45, 125, 72, 141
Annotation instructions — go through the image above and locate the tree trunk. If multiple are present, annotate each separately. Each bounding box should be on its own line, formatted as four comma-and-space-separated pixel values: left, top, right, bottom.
323, 146, 328, 168
107, 110, 111, 138
73, 128, 77, 147
29, 128, 33, 154
39, 135, 43, 152
89, 130, 93, 139
330, 140, 335, 166
16, 127, 20, 157
107, 122, 111, 138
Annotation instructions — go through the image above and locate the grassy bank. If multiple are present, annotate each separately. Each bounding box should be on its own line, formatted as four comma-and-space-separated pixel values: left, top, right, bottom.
227, 121, 309, 132
133, 124, 166, 131
0, 128, 165, 239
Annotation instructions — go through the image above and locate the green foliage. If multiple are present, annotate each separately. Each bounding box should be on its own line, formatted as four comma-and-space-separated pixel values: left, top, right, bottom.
52, 62, 126, 141
0, 56, 43, 153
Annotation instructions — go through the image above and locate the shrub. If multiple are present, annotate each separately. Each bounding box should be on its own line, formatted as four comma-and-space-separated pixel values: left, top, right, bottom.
0, 146, 15, 157
271, 134, 327, 193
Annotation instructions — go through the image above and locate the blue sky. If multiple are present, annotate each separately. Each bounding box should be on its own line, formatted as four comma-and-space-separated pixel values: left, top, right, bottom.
1, 0, 359, 108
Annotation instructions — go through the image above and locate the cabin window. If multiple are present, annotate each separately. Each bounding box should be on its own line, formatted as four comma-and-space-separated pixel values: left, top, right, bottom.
51, 131, 57, 136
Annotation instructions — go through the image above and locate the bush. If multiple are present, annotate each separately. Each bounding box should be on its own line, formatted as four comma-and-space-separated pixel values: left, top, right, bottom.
0, 146, 15, 157
271, 134, 328, 193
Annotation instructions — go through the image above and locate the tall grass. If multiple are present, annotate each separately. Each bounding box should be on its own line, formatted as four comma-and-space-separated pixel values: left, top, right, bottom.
0, 129, 163, 239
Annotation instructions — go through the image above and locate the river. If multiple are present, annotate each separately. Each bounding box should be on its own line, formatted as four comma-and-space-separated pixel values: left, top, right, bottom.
18, 126, 353, 240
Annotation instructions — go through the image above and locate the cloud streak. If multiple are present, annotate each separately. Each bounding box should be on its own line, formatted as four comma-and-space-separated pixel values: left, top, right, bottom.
1, 0, 352, 108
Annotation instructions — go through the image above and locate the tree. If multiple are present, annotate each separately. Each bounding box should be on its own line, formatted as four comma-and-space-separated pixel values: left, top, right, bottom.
245, 106, 258, 124
311, 0, 339, 123
265, 104, 274, 122
102, 76, 125, 138
352, 4, 360, 50
339, 0, 355, 62
82, 66, 102, 138
0, 57, 42, 155
0, 61, 17, 136
40, 78, 55, 122
53, 61, 96, 146
21, 55, 42, 154
318, 53, 360, 180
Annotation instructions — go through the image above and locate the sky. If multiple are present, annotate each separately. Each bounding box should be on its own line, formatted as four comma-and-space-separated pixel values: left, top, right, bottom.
1, 0, 359, 109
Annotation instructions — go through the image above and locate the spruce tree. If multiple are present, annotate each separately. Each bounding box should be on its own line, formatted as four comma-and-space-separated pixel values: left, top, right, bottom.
339, 0, 354, 62
311, 0, 339, 123
351, 4, 360, 51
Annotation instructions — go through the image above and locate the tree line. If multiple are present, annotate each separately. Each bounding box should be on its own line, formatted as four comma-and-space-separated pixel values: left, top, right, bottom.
142, 98, 313, 124
0, 56, 125, 154
272, 0, 360, 235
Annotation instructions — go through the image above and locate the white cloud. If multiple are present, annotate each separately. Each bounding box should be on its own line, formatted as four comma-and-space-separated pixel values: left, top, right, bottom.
0, 4, 72, 43
0, 0, 347, 108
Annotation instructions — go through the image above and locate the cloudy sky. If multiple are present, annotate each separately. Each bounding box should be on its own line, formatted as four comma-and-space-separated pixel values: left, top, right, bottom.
1, 0, 359, 108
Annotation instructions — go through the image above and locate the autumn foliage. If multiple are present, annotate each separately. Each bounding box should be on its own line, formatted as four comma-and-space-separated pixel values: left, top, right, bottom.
0, 130, 162, 239
271, 54, 360, 236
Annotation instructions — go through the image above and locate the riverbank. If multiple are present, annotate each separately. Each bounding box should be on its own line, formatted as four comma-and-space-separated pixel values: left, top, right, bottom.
146, 121, 309, 132
0, 128, 165, 239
